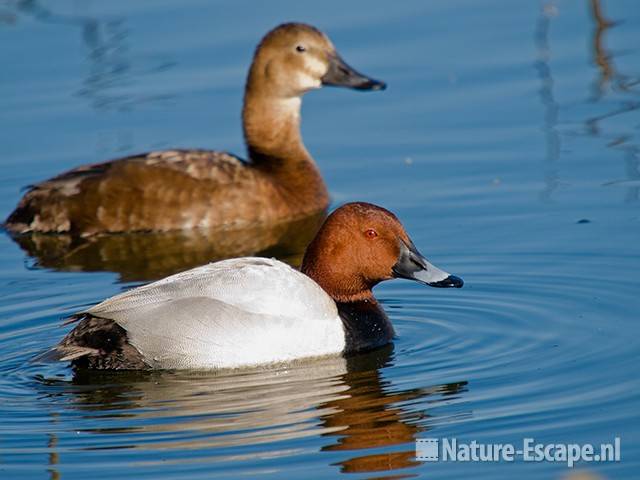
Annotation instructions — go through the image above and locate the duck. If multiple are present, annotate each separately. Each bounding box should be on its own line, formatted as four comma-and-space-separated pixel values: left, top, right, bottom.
44, 202, 463, 370
4, 23, 385, 236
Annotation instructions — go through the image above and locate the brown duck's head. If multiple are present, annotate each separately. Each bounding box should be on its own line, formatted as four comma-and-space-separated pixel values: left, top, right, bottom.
247, 23, 386, 98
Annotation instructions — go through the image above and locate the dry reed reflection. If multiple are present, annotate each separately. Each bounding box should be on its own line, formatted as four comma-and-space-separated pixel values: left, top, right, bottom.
14, 0, 175, 111
534, 0, 640, 203
587, 0, 640, 203
534, 1, 561, 202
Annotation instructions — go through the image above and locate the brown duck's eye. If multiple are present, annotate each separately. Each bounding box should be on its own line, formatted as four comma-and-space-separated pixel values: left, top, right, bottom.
365, 229, 378, 239
295, 45, 306, 53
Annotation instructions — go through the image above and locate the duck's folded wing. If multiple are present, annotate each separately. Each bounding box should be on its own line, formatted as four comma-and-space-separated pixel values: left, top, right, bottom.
5, 149, 255, 234
85, 257, 338, 323
87, 296, 343, 369
76, 258, 345, 368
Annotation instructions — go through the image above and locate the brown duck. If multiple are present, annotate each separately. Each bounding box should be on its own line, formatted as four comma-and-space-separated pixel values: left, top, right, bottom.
5, 23, 385, 236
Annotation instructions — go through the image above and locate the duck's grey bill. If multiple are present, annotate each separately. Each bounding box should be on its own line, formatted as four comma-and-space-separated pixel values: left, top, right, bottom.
321, 54, 386, 91
392, 240, 463, 288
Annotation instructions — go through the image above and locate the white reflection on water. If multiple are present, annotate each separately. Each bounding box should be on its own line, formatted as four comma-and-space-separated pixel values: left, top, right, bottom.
32, 347, 467, 475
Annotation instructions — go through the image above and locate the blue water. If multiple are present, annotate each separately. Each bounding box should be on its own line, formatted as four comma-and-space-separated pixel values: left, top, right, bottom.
1, 0, 639, 478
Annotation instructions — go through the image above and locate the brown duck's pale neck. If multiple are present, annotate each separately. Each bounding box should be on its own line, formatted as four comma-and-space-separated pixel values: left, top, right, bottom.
242, 83, 329, 207
242, 89, 311, 166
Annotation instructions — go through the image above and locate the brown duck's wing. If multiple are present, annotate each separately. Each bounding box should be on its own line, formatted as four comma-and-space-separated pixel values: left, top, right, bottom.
5, 150, 279, 235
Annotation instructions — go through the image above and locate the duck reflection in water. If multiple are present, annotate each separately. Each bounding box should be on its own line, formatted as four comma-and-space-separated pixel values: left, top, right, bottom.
38, 346, 468, 477
11, 212, 325, 282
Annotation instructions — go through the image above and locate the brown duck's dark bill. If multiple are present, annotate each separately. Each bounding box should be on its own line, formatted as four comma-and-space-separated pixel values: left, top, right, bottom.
321, 54, 386, 91
392, 240, 464, 288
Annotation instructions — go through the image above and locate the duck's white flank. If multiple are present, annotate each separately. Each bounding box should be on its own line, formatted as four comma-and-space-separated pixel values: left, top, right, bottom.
82, 258, 346, 369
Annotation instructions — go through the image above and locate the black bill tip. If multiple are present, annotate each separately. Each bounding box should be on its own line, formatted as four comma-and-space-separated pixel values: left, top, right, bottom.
429, 275, 464, 289
357, 78, 386, 91
321, 54, 386, 92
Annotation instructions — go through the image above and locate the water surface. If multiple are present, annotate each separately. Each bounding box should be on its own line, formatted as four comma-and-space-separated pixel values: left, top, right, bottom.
1, 0, 639, 478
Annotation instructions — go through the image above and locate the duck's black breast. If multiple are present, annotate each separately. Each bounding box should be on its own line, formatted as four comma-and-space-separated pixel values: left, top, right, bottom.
337, 300, 395, 354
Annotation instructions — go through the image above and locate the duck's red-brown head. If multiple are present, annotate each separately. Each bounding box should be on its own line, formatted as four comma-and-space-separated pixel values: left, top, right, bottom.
301, 202, 463, 303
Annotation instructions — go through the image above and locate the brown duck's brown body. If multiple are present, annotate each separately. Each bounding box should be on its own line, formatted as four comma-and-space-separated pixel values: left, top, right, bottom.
5, 148, 328, 235
4, 22, 385, 236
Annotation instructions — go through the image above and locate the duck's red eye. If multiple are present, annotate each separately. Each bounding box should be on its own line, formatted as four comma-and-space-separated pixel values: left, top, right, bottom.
365, 229, 378, 239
